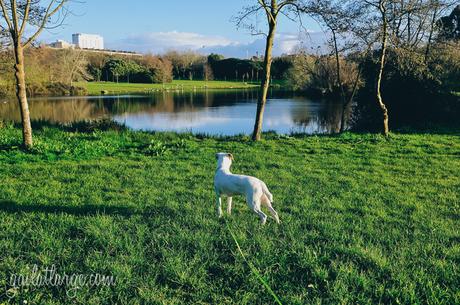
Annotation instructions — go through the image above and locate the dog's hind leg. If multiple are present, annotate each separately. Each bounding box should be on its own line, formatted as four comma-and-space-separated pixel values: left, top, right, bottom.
247, 193, 267, 225
253, 200, 267, 225
227, 197, 233, 215
216, 193, 223, 218
261, 194, 280, 224
254, 207, 267, 225
261, 194, 280, 223
266, 202, 280, 224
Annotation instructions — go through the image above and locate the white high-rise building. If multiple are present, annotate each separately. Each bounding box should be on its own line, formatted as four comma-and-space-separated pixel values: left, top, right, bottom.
72, 33, 104, 50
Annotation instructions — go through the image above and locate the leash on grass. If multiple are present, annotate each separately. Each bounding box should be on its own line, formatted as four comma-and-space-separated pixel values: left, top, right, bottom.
224, 218, 283, 305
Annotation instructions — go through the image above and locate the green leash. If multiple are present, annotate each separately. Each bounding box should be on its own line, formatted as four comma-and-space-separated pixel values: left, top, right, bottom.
224, 219, 283, 305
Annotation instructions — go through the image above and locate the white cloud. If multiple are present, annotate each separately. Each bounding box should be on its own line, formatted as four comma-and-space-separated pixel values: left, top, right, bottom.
107, 30, 327, 58
202, 31, 327, 57
277, 33, 302, 53
109, 31, 235, 53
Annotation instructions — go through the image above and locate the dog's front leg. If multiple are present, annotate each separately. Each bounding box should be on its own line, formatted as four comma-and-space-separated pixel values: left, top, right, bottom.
216, 194, 223, 218
227, 197, 232, 215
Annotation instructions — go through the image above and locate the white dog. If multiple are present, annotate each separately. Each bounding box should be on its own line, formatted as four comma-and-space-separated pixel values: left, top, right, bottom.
214, 152, 280, 224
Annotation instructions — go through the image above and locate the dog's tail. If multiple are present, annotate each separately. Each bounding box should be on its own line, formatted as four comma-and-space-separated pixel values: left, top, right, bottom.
261, 181, 273, 203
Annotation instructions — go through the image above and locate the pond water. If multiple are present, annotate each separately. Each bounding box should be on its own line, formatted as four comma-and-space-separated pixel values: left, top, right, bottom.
0, 90, 347, 135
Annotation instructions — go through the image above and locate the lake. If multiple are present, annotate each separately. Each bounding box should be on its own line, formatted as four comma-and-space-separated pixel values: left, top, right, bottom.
0, 90, 347, 135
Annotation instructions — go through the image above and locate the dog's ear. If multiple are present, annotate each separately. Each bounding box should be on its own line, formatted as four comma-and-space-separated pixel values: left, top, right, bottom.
227, 153, 234, 161
215, 153, 219, 160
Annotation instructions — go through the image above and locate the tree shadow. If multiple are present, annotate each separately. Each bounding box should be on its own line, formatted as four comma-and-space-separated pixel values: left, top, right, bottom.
1, 119, 127, 133
0, 142, 24, 152
389, 124, 460, 135
27, 119, 128, 133
0, 200, 181, 219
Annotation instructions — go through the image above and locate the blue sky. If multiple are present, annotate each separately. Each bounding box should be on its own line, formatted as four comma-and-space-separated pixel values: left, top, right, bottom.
40, 0, 327, 57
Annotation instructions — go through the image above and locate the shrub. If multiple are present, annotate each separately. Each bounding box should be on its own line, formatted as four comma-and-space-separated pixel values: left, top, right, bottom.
146, 140, 169, 156
287, 52, 361, 96
64, 119, 127, 133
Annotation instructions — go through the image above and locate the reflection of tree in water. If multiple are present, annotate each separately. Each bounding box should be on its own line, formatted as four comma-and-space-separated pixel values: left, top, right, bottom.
0, 97, 110, 122
99, 90, 260, 115
290, 98, 344, 134
0, 90, 260, 123
0, 90, 348, 135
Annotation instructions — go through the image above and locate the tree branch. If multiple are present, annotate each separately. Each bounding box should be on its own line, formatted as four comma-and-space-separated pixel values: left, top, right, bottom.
234, 5, 263, 29
258, 0, 275, 24
10, 0, 19, 33
0, 0, 13, 30
19, 0, 31, 35
23, 0, 68, 48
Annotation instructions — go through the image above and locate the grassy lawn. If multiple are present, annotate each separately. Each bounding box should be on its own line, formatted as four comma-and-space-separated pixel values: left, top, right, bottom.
77, 80, 262, 95
0, 124, 459, 304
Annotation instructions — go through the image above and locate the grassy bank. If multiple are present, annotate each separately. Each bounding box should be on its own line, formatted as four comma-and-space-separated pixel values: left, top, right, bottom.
77, 80, 262, 95
0, 125, 459, 304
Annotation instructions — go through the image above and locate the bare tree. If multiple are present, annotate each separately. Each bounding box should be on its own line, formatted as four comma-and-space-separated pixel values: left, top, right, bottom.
60, 49, 91, 86
0, 0, 70, 148
235, 0, 306, 141
356, 0, 455, 136
307, 0, 365, 132
355, 0, 391, 136
375, 0, 390, 136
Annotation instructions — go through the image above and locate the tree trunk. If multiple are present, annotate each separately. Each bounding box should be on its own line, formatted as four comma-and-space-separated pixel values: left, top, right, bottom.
13, 42, 33, 148
340, 67, 362, 133
425, 7, 438, 63
331, 29, 346, 133
377, 2, 390, 136
252, 21, 276, 141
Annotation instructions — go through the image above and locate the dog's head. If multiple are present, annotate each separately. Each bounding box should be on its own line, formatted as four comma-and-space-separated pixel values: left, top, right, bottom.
215, 152, 234, 169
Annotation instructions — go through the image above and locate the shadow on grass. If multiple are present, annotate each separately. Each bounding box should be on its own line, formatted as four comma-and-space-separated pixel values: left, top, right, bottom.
3, 118, 460, 141
389, 124, 460, 135
17, 119, 128, 133
0, 142, 24, 152
0, 200, 181, 219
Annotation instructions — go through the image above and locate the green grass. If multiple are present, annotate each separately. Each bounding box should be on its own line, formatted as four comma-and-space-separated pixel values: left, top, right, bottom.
0, 124, 459, 304
78, 80, 262, 95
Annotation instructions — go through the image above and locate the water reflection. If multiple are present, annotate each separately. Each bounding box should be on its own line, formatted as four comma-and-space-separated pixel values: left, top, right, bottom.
0, 90, 345, 135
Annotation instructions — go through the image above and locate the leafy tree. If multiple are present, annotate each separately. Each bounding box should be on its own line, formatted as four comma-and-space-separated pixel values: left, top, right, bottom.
140, 54, 173, 83
207, 53, 224, 64
286, 51, 314, 91
438, 4, 460, 41
103, 58, 132, 83
86, 52, 107, 82
209, 57, 263, 81
271, 56, 294, 80
164, 51, 206, 80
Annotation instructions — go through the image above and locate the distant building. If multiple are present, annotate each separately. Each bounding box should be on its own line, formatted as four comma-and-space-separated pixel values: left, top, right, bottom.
48, 39, 74, 49
45, 33, 140, 56
72, 33, 104, 50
